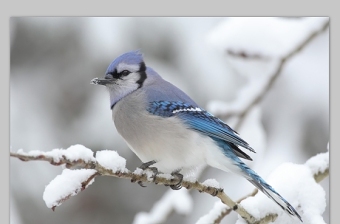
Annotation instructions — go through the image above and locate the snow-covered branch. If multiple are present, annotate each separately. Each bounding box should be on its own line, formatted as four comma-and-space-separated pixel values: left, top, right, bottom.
10, 143, 329, 224
10, 145, 256, 223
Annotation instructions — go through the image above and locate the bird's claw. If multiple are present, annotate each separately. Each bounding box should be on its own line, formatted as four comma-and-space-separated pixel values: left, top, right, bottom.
170, 183, 182, 190
135, 162, 183, 190
148, 167, 159, 182
139, 160, 156, 170
137, 181, 146, 187
135, 160, 158, 188
170, 171, 183, 190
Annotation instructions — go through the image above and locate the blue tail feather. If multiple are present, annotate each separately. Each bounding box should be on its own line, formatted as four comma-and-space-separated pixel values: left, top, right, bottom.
243, 166, 302, 222
213, 138, 302, 222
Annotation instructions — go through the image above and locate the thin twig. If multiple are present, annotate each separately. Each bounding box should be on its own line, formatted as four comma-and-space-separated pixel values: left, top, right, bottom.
215, 189, 259, 223
217, 20, 330, 131
10, 152, 96, 169
233, 20, 329, 131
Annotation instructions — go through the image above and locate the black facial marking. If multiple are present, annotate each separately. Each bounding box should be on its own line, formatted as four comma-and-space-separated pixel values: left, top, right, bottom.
136, 62, 147, 88
105, 69, 119, 79
105, 69, 131, 80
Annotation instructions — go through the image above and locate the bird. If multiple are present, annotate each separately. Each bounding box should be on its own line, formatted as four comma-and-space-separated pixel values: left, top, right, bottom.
91, 50, 302, 221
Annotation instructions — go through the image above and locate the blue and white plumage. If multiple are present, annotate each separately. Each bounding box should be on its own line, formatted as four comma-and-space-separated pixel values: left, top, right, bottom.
91, 50, 302, 221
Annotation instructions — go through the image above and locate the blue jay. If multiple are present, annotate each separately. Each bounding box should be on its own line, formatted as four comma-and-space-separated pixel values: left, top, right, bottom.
91, 50, 302, 221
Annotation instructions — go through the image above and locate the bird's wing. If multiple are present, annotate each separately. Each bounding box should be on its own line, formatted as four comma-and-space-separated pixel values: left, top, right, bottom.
147, 101, 255, 154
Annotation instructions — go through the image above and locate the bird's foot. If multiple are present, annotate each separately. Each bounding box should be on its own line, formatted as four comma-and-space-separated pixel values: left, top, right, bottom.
139, 160, 157, 170
140, 161, 159, 180
169, 170, 183, 190
137, 180, 146, 188
148, 167, 160, 182
134, 160, 158, 188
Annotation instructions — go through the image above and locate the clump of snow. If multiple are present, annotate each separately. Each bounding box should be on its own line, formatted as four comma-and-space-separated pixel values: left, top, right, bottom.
16, 144, 96, 163
96, 150, 128, 173
202, 179, 221, 189
196, 201, 228, 224
133, 189, 193, 224
43, 169, 97, 209
63, 144, 96, 162
237, 158, 328, 224
207, 17, 329, 58
305, 151, 329, 176
133, 168, 144, 175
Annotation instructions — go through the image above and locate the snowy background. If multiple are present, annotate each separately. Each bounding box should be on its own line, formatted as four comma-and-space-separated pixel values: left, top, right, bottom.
10, 17, 329, 224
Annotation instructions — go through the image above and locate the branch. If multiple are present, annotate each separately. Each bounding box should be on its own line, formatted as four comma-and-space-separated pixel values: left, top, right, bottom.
10, 143, 329, 224
314, 168, 329, 183
10, 150, 257, 223
211, 19, 330, 131
10, 151, 96, 169
215, 189, 258, 223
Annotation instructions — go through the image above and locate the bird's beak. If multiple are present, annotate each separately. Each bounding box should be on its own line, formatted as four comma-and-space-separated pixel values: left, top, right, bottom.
90, 78, 114, 86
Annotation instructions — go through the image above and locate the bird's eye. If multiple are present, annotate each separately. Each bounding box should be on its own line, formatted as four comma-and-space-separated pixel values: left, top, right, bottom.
120, 70, 130, 76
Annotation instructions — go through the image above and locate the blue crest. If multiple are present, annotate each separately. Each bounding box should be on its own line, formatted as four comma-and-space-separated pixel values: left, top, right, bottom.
106, 50, 144, 74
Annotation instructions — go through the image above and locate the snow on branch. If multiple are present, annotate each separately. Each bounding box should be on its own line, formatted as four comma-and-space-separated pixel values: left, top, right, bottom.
10, 145, 260, 223
305, 150, 329, 183
10, 143, 329, 224
13, 144, 96, 168
43, 169, 98, 210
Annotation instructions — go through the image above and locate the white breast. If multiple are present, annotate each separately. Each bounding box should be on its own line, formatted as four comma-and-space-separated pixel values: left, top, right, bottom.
111, 90, 216, 175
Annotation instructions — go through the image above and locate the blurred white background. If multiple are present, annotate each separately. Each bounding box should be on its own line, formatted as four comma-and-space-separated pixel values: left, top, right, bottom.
10, 17, 329, 224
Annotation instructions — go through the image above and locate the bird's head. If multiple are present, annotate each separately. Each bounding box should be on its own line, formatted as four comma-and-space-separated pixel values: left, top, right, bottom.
91, 50, 147, 108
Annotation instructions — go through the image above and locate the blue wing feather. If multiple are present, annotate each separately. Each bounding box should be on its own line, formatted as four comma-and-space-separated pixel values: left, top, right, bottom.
148, 101, 301, 220
147, 101, 255, 153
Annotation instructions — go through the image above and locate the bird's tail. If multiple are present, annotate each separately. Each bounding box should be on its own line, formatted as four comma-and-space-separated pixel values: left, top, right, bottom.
239, 163, 302, 222
207, 139, 302, 221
